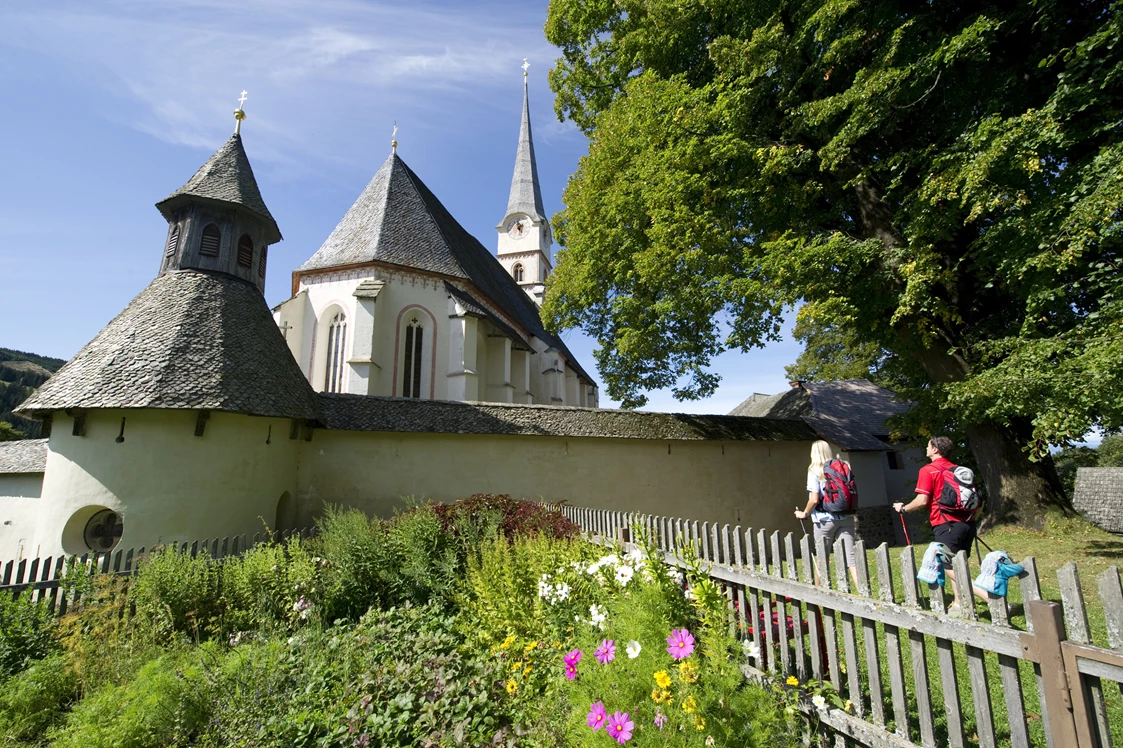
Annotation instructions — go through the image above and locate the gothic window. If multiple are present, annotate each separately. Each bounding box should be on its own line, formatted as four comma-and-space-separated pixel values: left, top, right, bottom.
84, 509, 123, 553
258, 246, 268, 278
541, 265, 548, 282
402, 317, 424, 398
199, 224, 221, 257
513, 263, 524, 283
325, 312, 347, 393
237, 234, 254, 268
164, 225, 180, 258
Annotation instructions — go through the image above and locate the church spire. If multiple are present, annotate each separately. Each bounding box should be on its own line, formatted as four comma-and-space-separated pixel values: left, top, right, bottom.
504, 63, 546, 222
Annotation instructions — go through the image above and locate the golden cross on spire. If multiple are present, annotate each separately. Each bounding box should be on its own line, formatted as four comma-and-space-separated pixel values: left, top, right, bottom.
522, 58, 530, 77
233, 89, 248, 134
391, 121, 398, 153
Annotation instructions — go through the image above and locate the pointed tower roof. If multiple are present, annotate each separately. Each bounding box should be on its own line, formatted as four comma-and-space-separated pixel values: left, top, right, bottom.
504, 77, 546, 222
156, 133, 281, 244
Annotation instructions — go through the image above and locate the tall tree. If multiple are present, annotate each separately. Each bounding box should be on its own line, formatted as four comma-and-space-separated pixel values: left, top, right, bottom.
543, 0, 1123, 529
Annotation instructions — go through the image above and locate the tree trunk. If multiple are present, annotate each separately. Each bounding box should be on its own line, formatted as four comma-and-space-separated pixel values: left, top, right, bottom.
964, 420, 1072, 532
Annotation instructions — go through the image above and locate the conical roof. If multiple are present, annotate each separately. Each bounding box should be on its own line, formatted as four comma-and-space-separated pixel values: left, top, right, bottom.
504, 79, 546, 222
156, 134, 281, 244
17, 270, 319, 421
298, 153, 591, 382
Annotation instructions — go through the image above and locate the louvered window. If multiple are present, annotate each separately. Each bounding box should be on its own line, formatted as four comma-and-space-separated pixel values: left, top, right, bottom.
402, 319, 424, 398
513, 263, 524, 283
258, 246, 267, 278
325, 312, 347, 393
237, 235, 254, 268
164, 226, 180, 257
199, 224, 221, 256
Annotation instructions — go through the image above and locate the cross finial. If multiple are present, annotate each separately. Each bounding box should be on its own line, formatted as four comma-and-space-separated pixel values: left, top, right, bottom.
233, 89, 248, 134
522, 58, 530, 77
391, 121, 398, 154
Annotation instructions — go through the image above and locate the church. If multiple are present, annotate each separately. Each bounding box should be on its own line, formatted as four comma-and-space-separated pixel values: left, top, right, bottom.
0, 76, 904, 564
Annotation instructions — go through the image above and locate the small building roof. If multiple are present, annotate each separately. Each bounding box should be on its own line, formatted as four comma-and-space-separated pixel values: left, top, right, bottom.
317, 394, 819, 442
17, 270, 319, 421
0, 438, 48, 474
728, 379, 911, 451
444, 282, 532, 351
297, 152, 592, 383
156, 133, 281, 244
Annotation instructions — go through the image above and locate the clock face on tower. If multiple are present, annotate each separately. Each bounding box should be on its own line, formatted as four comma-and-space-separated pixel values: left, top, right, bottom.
506, 217, 528, 239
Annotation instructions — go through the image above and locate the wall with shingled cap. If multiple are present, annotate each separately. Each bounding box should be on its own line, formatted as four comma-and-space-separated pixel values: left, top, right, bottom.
1074, 467, 1123, 533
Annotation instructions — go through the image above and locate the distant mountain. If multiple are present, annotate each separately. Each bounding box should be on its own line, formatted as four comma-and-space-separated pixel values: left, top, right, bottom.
0, 348, 67, 440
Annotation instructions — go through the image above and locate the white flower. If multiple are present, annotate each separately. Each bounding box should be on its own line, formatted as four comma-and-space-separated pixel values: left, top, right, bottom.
812, 694, 828, 711
553, 582, 570, 602
615, 564, 635, 586
537, 576, 552, 600
670, 569, 685, 585
742, 640, 760, 659
587, 562, 602, 576
602, 554, 620, 566
684, 586, 696, 601
589, 604, 608, 627
625, 548, 646, 564
626, 640, 641, 659
706, 737, 715, 746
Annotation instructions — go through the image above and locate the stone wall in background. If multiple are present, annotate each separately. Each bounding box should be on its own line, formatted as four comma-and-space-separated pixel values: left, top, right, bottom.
1074, 467, 1123, 533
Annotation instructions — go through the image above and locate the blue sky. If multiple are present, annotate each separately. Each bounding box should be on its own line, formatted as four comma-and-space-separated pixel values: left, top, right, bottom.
0, 0, 804, 414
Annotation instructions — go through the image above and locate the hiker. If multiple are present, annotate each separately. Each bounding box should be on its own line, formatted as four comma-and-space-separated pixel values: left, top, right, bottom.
893, 436, 988, 614
794, 440, 860, 589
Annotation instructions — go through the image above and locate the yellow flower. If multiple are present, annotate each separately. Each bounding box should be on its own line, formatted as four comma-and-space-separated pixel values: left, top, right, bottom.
786, 676, 799, 687
500, 635, 516, 650
505, 679, 518, 695
678, 661, 699, 684
523, 665, 532, 677
844, 700, 853, 713
524, 640, 538, 654
651, 688, 673, 705
682, 695, 697, 714
654, 670, 672, 689
510, 661, 523, 672
694, 715, 706, 731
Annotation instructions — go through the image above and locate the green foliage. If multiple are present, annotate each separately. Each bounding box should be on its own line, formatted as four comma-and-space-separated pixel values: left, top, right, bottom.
221, 538, 321, 633
313, 505, 393, 622
1099, 434, 1123, 468
0, 655, 77, 743
385, 504, 461, 605
129, 547, 221, 639
0, 592, 57, 680
0, 348, 62, 440
1055, 434, 1123, 499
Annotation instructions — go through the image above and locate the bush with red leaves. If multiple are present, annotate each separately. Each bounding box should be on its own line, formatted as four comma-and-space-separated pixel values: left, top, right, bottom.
432, 494, 580, 541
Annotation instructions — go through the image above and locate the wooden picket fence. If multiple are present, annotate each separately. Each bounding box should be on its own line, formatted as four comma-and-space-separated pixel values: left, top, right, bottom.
0, 528, 314, 617
557, 504, 1123, 748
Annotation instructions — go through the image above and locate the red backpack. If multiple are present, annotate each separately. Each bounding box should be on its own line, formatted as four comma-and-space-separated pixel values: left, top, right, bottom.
819, 460, 858, 514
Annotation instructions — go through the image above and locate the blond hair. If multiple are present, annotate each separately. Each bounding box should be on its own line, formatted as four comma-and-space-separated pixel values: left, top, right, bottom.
809, 440, 835, 481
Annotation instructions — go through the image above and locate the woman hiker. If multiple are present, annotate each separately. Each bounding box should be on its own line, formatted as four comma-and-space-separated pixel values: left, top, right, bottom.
795, 440, 860, 590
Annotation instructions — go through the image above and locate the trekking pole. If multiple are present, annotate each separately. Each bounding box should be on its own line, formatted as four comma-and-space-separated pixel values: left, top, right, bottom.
896, 505, 911, 546
796, 506, 808, 537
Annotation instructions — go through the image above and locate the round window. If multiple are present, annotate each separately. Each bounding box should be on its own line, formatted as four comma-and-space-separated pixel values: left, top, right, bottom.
84, 509, 123, 552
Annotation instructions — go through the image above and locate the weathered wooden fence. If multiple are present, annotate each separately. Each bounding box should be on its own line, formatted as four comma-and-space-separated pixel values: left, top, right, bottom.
557, 503, 1123, 748
0, 528, 314, 616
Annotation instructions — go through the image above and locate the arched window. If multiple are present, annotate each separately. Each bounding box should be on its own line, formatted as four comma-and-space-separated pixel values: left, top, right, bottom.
164, 225, 180, 258
237, 234, 254, 268
258, 246, 268, 278
199, 224, 221, 257
324, 312, 347, 393
513, 263, 524, 283
402, 317, 424, 398
541, 265, 548, 282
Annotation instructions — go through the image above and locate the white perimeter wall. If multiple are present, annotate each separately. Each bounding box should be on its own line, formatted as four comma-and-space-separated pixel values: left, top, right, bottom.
0, 473, 44, 562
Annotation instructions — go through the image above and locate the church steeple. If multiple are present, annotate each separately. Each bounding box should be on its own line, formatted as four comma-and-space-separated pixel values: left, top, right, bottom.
154, 97, 281, 295
497, 61, 553, 306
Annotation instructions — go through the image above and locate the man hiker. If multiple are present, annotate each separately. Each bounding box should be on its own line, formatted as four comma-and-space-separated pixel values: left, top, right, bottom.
893, 436, 987, 614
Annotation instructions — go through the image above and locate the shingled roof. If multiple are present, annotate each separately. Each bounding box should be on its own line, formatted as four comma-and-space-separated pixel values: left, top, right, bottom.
0, 439, 48, 474
17, 270, 319, 421
156, 134, 281, 244
297, 153, 592, 382
503, 79, 547, 222
728, 379, 911, 451
318, 393, 818, 442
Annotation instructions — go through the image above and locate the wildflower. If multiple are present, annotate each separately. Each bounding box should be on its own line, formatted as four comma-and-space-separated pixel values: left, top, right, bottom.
605, 711, 634, 744
602, 553, 620, 567
694, 715, 706, 731
537, 575, 552, 599
678, 660, 699, 683
292, 596, 311, 612
671, 569, 684, 585
626, 640, 641, 659
511, 661, 524, 672
587, 561, 602, 576
706, 736, 715, 746
786, 675, 799, 687
844, 699, 853, 713
587, 701, 607, 731
615, 564, 635, 585
812, 694, 827, 711
684, 586, 696, 601
742, 639, 760, 659
500, 634, 516, 650
589, 604, 608, 629
682, 695, 697, 714
654, 709, 667, 730
654, 670, 672, 689
523, 640, 538, 654
651, 688, 673, 704
666, 628, 695, 659
564, 648, 583, 667
506, 679, 518, 695
595, 639, 616, 664
554, 582, 570, 601
565, 663, 577, 680
625, 547, 646, 564
523, 665, 532, 676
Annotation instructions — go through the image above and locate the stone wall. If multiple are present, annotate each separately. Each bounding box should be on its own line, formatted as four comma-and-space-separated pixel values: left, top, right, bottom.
1074, 467, 1123, 533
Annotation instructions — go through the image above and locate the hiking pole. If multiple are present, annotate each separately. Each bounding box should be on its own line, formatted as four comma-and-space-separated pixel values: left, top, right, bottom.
796, 506, 808, 537
896, 505, 911, 546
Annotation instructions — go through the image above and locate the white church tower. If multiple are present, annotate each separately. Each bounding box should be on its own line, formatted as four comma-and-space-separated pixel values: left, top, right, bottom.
497, 62, 552, 307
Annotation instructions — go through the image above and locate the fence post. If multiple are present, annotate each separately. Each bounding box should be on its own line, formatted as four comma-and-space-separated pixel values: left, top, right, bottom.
1024, 599, 1082, 747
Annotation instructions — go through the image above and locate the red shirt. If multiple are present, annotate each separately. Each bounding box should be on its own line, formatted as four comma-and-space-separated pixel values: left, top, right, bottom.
916, 457, 956, 526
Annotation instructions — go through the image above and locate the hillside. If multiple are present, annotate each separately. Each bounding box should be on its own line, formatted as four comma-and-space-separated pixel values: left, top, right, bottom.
0, 347, 67, 440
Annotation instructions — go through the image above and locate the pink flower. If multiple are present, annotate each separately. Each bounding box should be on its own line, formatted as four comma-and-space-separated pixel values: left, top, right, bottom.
605, 711, 634, 743
587, 701, 607, 731
564, 648, 583, 667
594, 639, 616, 664
654, 709, 667, 730
565, 663, 578, 681
666, 628, 695, 659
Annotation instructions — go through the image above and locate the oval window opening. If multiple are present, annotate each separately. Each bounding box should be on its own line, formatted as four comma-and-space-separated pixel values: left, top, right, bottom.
84, 509, 124, 553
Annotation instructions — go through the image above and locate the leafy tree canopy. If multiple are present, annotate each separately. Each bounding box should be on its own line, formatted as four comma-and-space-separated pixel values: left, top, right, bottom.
543, 0, 1123, 527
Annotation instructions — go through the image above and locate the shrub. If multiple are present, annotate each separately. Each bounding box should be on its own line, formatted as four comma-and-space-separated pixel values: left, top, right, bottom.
434, 494, 580, 542
129, 547, 220, 640
313, 505, 394, 621
385, 503, 460, 605
221, 538, 321, 633
0, 590, 57, 680
0, 654, 77, 743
